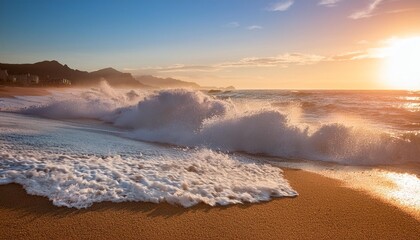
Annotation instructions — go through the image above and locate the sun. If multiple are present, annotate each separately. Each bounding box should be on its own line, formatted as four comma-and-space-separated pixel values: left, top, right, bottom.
381, 37, 420, 90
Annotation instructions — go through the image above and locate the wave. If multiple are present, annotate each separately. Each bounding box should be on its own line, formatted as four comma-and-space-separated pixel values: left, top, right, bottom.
107, 89, 229, 131
0, 141, 296, 208
13, 85, 420, 165
129, 108, 420, 165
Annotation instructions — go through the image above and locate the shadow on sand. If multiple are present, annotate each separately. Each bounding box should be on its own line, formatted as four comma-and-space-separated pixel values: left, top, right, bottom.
0, 183, 296, 219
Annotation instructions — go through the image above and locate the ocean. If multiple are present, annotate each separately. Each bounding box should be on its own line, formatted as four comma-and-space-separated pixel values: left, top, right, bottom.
0, 83, 419, 218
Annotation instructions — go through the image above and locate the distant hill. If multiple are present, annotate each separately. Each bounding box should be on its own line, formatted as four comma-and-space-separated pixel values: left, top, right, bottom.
0, 60, 235, 89
88, 67, 144, 87
136, 75, 200, 89
0, 60, 144, 87
0, 60, 87, 81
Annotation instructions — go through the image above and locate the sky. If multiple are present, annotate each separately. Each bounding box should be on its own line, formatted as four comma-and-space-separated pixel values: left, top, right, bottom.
1, 0, 420, 89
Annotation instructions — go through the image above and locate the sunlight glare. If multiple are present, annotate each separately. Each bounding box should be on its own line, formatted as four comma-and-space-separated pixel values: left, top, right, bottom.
382, 37, 420, 90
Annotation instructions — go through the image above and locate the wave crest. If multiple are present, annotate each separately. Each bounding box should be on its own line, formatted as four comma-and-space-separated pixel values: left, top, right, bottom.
110, 89, 229, 131
14, 87, 420, 165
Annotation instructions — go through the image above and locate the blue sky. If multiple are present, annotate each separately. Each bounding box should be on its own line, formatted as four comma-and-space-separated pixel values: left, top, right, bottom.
1, 1, 280, 64
1, 0, 419, 88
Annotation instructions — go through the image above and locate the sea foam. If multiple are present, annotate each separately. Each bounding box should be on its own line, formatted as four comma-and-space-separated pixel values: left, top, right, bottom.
0, 136, 296, 208
111, 89, 420, 165
4, 83, 420, 165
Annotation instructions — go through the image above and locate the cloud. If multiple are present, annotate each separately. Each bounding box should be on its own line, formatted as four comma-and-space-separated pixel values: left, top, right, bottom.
330, 51, 370, 61
220, 50, 388, 68
349, 0, 384, 19
143, 51, 378, 74
357, 40, 369, 45
330, 46, 390, 61
123, 67, 138, 71
224, 22, 240, 28
218, 53, 327, 68
247, 25, 263, 30
318, 0, 341, 7
141, 43, 394, 75
384, 7, 420, 15
329, 37, 420, 61
141, 54, 326, 74
268, 0, 294, 12
141, 64, 219, 73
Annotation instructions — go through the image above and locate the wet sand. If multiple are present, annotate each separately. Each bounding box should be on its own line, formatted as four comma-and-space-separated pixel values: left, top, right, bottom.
0, 169, 419, 240
0, 86, 52, 98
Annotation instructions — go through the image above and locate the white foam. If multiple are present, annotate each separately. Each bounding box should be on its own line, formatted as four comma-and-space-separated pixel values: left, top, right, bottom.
3, 86, 420, 165
0, 143, 296, 208
108, 89, 229, 131
1, 85, 420, 210
124, 101, 420, 165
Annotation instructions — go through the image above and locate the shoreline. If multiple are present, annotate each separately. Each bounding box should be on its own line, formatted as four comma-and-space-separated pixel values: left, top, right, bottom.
0, 86, 54, 98
1, 169, 419, 239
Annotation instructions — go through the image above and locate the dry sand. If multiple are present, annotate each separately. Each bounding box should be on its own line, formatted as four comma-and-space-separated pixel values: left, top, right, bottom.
0, 86, 52, 98
0, 169, 419, 240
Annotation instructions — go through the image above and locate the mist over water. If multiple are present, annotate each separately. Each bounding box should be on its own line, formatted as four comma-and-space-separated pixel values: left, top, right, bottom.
0, 83, 419, 211
8, 83, 419, 166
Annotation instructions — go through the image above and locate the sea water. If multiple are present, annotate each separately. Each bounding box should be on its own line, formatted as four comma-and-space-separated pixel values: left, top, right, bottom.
0, 83, 419, 218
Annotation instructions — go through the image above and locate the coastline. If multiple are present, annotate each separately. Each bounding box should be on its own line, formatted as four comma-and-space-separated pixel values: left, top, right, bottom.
0, 86, 56, 98
1, 169, 418, 240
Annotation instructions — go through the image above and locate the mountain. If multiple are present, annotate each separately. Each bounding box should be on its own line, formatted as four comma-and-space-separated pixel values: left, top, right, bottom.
0, 60, 232, 89
0, 60, 88, 81
0, 61, 144, 87
136, 75, 200, 89
88, 67, 144, 87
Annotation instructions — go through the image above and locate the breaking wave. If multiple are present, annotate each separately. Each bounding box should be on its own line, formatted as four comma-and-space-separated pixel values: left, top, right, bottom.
0, 145, 296, 208
12, 84, 420, 165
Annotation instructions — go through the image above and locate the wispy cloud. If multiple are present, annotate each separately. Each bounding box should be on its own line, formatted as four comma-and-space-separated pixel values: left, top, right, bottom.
349, 0, 384, 19
330, 40, 395, 60
224, 22, 240, 28
247, 25, 263, 30
384, 7, 420, 15
141, 64, 218, 73
141, 54, 326, 74
330, 51, 370, 61
141, 44, 393, 74
218, 53, 326, 68
318, 0, 341, 7
268, 0, 294, 12
123, 67, 138, 71
357, 40, 369, 45
221, 50, 385, 67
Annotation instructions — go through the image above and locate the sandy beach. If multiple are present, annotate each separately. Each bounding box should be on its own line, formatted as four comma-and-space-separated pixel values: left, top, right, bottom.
0, 86, 52, 98
2, 1, 420, 239
0, 169, 418, 240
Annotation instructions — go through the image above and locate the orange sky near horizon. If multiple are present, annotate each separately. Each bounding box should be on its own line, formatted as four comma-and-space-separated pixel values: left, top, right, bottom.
1, 0, 420, 90
138, 7, 420, 90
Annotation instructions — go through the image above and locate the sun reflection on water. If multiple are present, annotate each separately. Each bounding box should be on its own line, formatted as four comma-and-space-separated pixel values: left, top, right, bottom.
382, 172, 420, 209
317, 168, 420, 220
